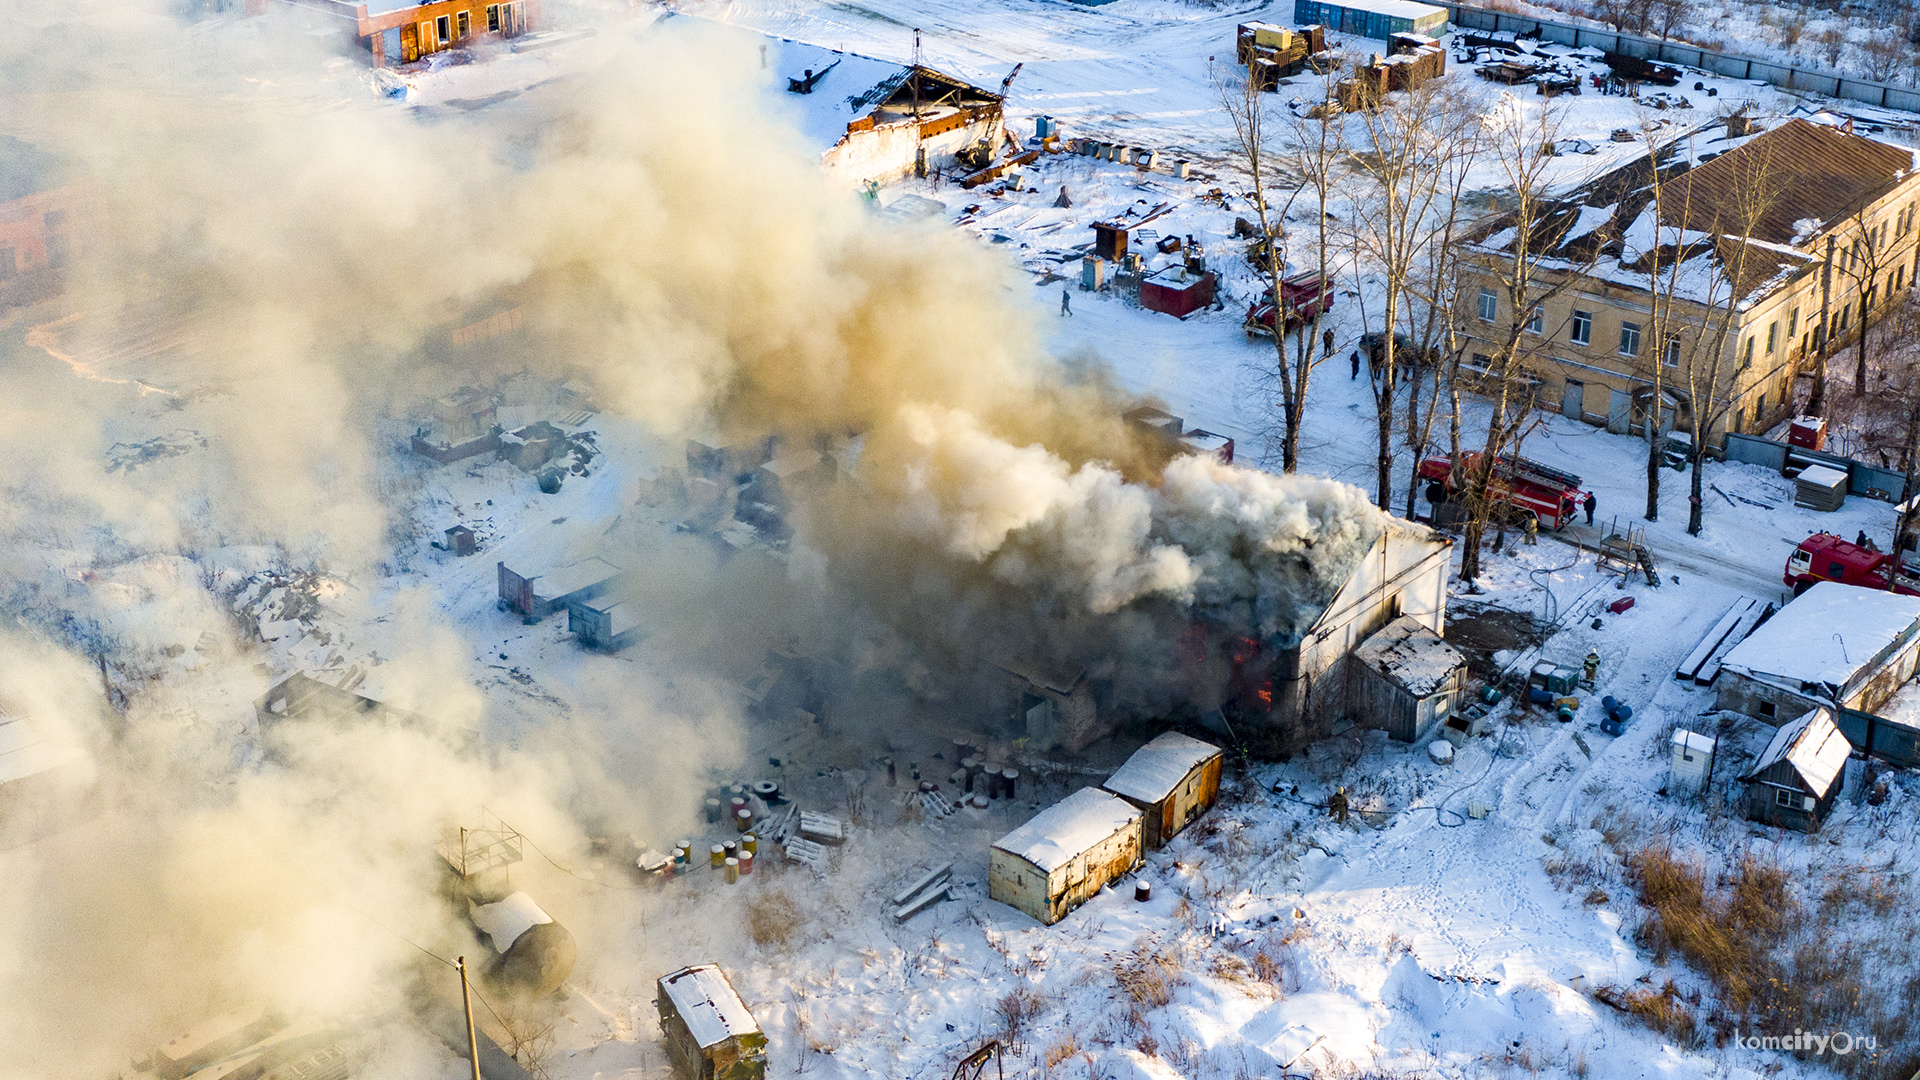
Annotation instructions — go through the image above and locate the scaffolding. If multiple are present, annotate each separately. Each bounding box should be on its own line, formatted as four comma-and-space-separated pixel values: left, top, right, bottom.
436, 807, 524, 880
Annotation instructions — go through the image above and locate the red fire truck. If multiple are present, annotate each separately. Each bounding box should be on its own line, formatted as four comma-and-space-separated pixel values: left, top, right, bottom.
1243, 271, 1331, 338
1784, 532, 1920, 595
1417, 452, 1587, 530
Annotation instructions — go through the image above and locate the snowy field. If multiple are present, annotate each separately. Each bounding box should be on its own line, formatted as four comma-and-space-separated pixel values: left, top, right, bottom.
6, 1, 1920, 1079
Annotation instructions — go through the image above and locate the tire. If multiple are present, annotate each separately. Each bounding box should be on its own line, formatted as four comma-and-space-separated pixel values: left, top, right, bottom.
1793, 579, 1814, 597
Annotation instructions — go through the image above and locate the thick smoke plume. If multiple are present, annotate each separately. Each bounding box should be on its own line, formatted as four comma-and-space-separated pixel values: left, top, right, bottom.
0, 2, 1388, 1075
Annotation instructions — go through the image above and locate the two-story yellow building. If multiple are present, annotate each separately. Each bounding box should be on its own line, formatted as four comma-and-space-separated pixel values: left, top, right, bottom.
1458, 117, 1920, 445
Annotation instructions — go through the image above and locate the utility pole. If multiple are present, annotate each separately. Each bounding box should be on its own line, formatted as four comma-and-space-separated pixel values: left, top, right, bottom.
459, 956, 483, 1080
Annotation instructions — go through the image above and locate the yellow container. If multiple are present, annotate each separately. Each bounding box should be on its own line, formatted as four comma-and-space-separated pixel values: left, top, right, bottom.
735, 808, 753, 832
724, 857, 740, 884
741, 833, 757, 855
709, 844, 725, 868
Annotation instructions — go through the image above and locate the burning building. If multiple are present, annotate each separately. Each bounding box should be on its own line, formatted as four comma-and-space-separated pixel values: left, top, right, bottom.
757, 34, 1008, 188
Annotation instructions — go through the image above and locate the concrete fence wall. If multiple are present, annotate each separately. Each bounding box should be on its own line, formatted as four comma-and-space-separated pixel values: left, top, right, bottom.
1724, 432, 1915, 500
1442, 2, 1920, 115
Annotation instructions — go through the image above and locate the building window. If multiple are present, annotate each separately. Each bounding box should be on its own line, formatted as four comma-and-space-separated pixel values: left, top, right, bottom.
1839, 303, 1852, 331
457, 10, 470, 36
1619, 321, 1641, 356
1570, 309, 1591, 345
1664, 334, 1681, 366
1478, 288, 1497, 322
1766, 321, 1778, 354
1758, 391, 1768, 416
1741, 336, 1755, 369
1759, 701, 1776, 718
1526, 306, 1544, 334
487, 3, 500, 30
436, 15, 450, 42
1775, 787, 1799, 808
1788, 306, 1799, 337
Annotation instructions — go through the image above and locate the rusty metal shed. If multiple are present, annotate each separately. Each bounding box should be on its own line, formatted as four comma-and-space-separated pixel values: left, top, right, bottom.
989, 787, 1141, 925
1100, 731, 1223, 849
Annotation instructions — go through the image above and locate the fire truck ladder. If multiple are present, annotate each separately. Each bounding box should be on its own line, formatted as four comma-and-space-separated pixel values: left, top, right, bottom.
1494, 453, 1582, 492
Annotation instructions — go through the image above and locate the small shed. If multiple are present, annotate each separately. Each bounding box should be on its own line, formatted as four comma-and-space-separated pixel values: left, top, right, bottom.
1669, 729, 1716, 794
1740, 707, 1850, 832
497, 557, 625, 618
1793, 463, 1848, 512
570, 595, 643, 651
657, 964, 767, 1080
1100, 731, 1223, 849
1140, 265, 1217, 318
989, 787, 1142, 925
1349, 615, 1468, 742
1092, 221, 1129, 262
445, 525, 477, 557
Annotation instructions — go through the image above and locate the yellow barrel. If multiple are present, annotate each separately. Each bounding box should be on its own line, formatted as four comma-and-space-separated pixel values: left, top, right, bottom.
741, 833, 757, 855
709, 844, 725, 868
735, 808, 753, 832
724, 857, 740, 884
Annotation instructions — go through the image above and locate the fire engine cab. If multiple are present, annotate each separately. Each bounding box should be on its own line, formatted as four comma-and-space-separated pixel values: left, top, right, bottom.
1784, 532, 1920, 596
1417, 452, 1587, 530
1243, 272, 1331, 338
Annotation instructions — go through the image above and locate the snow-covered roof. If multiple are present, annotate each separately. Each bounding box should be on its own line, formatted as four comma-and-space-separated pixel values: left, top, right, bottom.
661, 964, 761, 1049
1317, 0, 1446, 19
534, 557, 623, 600
994, 787, 1140, 873
1353, 615, 1465, 698
0, 708, 82, 787
1103, 731, 1221, 804
1671, 729, 1716, 754
1720, 581, 1920, 692
758, 36, 912, 154
469, 891, 552, 955
1742, 707, 1849, 793
1796, 464, 1847, 488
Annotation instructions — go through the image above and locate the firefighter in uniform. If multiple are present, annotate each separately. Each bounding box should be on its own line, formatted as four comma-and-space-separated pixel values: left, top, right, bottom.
1328, 786, 1349, 825
1583, 649, 1601, 688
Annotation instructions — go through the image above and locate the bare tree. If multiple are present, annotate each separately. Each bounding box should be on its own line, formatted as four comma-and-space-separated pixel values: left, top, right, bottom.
1673, 142, 1786, 536
1398, 119, 1485, 519
1216, 60, 1343, 474
1829, 195, 1920, 396
1452, 102, 1601, 584
1348, 78, 1482, 511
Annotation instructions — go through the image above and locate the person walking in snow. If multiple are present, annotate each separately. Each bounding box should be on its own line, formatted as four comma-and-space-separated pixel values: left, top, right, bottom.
1583, 491, 1597, 526
1350, 350, 1361, 379
1061, 289, 1072, 317
1328, 787, 1349, 825
1323, 327, 1335, 359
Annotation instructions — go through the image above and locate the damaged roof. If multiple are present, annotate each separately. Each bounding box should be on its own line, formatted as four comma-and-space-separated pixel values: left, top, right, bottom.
1102, 731, 1221, 804
1742, 707, 1850, 794
1353, 615, 1465, 698
1465, 116, 1910, 308
660, 964, 762, 1049
993, 787, 1140, 873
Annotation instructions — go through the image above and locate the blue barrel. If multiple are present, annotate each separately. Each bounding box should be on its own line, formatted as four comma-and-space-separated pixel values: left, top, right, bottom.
1528, 686, 1553, 706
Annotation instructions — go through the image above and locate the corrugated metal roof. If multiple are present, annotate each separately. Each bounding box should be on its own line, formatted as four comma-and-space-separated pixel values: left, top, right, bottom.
1743, 707, 1849, 793
1666, 119, 1914, 246
1102, 732, 1221, 804
661, 965, 761, 1049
